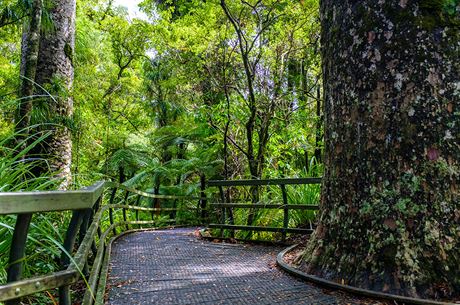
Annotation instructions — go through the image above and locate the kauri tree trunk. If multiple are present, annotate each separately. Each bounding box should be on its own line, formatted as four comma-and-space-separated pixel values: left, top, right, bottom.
35, 0, 76, 189
301, 0, 459, 299
15, 0, 42, 134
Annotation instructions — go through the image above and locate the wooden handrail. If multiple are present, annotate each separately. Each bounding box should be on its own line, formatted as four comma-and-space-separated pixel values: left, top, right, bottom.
210, 203, 319, 210
105, 182, 207, 201
206, 177, 321, 241
207, 177, 321, 187
0, 205, 178, 302
0, 181, 206, 305
0, 181, 207, 215
0, 177, 322, 304
208, 224, 313, 234
0, 181, 106, 215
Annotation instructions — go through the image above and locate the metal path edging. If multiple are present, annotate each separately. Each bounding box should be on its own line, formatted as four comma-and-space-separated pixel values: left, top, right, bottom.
276, 245, 455, 305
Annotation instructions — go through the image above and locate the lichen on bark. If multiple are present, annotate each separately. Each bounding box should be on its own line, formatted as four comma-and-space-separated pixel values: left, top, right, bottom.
300, 0, 459, 299
33, 0, 76, 189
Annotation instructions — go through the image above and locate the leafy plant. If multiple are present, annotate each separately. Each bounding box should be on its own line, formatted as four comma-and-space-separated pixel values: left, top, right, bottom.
0, 128, 65, 304
0, 128, 56, 191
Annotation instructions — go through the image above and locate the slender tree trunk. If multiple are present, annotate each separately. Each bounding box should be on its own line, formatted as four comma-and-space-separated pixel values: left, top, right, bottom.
220, 0, 261, 183
15, 0, 42, 134
221, 0, 259, 231
223, 80, 231, 181
221, 0, 284, 237
118, 166, 125, 184
314, 84, 322, 164
35, 0, 76, 189
172, 143, 186, 220
304, 150, 309, 172
300, 58, 307, 102
302, 0, 459, 299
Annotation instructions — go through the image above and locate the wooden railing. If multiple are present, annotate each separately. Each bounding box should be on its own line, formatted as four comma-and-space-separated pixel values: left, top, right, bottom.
0, 177, 321, 304
206, 178, 321, 241
0, 182, 203, 305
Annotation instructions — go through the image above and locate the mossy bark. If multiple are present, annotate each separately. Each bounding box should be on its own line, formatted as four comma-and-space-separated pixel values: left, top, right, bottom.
15, 0, 42, 133
34, 0, 76, 189
301, 0, 459, 299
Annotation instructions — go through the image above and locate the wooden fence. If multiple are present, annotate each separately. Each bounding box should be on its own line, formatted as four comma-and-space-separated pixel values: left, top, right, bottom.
207, 178, 321, 241
0, 182, 203, 305
0, 177, 321, 304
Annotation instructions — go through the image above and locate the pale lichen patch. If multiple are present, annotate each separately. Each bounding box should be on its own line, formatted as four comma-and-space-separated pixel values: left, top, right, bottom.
399, 0, 408, 8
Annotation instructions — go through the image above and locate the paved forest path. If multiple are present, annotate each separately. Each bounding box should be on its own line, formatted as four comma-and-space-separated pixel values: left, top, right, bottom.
105, 228, 357, 305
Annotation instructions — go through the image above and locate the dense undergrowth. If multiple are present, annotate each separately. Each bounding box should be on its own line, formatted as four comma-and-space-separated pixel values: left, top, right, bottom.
0, 130, 64, 303
214, 161, 322, 240
0, 130, 322, 300
0, 3, 323, 301
0, 134, 314, 304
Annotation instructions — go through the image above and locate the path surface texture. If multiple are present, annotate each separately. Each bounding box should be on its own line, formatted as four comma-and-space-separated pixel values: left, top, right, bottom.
105, 228, 348, 305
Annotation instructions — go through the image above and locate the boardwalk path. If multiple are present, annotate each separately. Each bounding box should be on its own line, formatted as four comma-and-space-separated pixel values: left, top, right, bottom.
106, 228, 347, 305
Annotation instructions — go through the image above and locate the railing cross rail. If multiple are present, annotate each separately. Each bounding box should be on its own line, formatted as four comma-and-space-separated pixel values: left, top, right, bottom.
0, 177, 321, 304
206, 177, 321, 240
0, 181, 205, 304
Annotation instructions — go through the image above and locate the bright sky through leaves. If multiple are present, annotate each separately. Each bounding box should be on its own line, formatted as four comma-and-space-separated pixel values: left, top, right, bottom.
113, 0, 148, 20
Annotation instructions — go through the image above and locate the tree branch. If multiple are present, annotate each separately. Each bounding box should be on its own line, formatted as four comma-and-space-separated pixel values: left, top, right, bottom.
209, 118, 249, 158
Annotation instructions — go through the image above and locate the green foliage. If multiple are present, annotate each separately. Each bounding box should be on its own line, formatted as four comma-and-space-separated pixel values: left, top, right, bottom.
0, 0, 326, 288
216, 158, 321, 241
0, 129, 64, 304
105, 147, 149, 178
419, 0, 459, 13
0, 129, 56, 191
81, 0, 324, 237
0, 0, 31, 28
443, 0, 460, 15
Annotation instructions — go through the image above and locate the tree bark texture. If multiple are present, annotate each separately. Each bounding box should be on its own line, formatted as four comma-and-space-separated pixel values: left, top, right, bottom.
302, 0, 459, 299
15, 0, 42, 133
35, 0, 76, 189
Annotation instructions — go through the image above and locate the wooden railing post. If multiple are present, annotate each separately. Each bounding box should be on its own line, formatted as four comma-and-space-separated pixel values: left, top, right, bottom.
135, 195, 141, 228
93, 197, 102, 240
218, 186, 226, 237
79, 208, 93, 276
90, 198, 101, 257
153, 183, 160, 217
5, 213, 33, 305
207, 178, 321, 241
122, 191, 129, 230
200, 175, 207, 224
280, 184, 288, 242
109, 188, 118, 235
59, 210, 84, 305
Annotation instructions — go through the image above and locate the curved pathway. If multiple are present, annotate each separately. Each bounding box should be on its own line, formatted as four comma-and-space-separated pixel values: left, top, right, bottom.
105, 228, 351, 305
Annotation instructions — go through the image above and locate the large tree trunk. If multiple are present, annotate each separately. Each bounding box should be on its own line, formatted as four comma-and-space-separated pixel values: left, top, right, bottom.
35, 0, 76, 189
302, 0, 459, 299
15, 0, 42, 134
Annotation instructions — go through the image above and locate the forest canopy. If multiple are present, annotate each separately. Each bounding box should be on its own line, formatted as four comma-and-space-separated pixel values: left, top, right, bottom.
1, 0, 458, 303
0, 0, 323, 189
